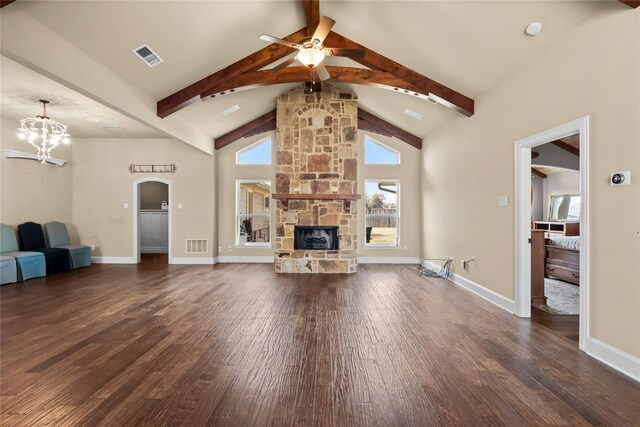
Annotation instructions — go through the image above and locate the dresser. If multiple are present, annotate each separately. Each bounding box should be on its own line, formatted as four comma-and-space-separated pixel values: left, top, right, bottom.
140, 210, 168, 253
532, 221, 579, 238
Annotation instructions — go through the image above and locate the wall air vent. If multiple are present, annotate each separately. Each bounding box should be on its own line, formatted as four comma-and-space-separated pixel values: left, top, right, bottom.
185, 239, 208, 254
133, 44, 163, 67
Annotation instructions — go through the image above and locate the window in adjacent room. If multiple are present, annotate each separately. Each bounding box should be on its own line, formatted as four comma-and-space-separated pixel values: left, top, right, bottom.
236, 137, 271, 165
365, 180, 399, 247
364, 136, 400, 164
237, 180, 271, 246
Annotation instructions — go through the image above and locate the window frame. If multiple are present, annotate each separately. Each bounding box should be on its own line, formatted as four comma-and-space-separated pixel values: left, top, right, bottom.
236, 179, 272, 248
235, 136, 272, 165
364, 179, 401, 248
364, 135, 401, 165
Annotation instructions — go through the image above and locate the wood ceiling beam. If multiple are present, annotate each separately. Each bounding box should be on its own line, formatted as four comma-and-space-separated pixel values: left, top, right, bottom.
357, 108, 422, 149
619, 1, 640, 8
214, 109, 276, 150
156, 27, 307, 118
0, 0, 17, 7
531, 167, 547, 179
200, 66, 430, 100
551, 140, 580, 156
302, 0, 320, 35
324, 31, 474, 117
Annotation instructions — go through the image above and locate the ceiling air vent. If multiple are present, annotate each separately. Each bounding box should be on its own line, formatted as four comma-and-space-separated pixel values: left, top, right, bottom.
133, 44, 163, 67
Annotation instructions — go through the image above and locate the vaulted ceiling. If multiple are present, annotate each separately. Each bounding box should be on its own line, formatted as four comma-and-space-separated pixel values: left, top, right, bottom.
0, 1, 622, 150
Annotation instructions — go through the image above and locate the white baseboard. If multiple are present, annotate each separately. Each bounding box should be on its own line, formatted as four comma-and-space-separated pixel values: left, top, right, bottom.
358, 257, 420, 264
170, 257, 215, 265
91, 256, 136, 264
585, 337, 640, 382
422, 260, 515, 313
215, 256, 274, 264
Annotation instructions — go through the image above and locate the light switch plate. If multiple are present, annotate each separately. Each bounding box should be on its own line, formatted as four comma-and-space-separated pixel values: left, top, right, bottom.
123, 202, 128, 209
178, 203, 183, 209
498, 196, 509, 207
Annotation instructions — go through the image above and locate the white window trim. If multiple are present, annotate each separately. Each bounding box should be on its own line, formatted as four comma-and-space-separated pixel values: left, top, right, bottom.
236, 179, 272, 248
364, 135, 401, 165
236, 136, 272, 165
364, 179, 400, 248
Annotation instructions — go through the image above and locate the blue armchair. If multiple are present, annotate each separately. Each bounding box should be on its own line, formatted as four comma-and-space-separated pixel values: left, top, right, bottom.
0, 255, 17, 285
18, 222, 71, 275
44, 222, 91, 269
0, 223, 46, 281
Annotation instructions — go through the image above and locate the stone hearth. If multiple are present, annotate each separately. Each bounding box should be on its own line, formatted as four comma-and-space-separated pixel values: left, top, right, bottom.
274, 84, 358, 273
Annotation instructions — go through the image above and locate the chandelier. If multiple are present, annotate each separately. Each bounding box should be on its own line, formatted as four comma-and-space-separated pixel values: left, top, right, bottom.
17, 99, 70, 163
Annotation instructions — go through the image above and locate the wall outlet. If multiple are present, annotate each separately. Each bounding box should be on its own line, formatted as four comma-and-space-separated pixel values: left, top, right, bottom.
90, 244, 96, 251
178, 203, 183, 209
123, 202, 128, 209
403, 245, 408, 251
228, 246, 233, 252
218, 246, 222, 253
498, 196, 509, 207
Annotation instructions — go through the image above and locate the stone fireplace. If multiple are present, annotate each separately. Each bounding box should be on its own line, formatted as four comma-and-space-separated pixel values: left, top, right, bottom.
274, 84, 359, 273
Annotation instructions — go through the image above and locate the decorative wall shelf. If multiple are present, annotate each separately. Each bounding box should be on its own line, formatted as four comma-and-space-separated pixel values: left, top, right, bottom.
2, 149, 67, 167
272, 193, 361, 213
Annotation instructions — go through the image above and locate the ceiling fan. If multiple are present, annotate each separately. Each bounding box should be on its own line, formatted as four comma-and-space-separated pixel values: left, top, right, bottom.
259, 16, 365, 83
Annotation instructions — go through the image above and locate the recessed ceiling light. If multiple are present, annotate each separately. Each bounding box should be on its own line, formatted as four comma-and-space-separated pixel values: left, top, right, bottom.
525, 22, 543, 36
133, 44, 163, 67
222, 104, 241, 117
404, 108, 423, 121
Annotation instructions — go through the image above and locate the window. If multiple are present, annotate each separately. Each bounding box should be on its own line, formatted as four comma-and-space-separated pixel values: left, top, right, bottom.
236, 137, 271, 165
364, 136, 400, 164
365, 180, 399, 247
237, 181, 271, 246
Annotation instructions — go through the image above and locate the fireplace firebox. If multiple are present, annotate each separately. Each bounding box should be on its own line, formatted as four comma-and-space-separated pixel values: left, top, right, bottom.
294, 226, 339, 250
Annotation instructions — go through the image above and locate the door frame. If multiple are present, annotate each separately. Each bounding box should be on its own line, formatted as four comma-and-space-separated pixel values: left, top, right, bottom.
514, 116, 589, 352
133, 177, 172, 263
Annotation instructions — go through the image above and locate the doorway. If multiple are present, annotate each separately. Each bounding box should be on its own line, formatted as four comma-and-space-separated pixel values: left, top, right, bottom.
514, 117, 589, 351
133, 178, 172, 264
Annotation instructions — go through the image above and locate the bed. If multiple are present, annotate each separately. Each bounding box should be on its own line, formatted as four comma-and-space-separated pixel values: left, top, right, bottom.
545, 236, 580, 285
531, 232, 580, 305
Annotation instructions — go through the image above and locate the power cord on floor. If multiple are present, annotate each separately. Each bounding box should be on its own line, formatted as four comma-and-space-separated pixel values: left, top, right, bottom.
401, 258, 453, 279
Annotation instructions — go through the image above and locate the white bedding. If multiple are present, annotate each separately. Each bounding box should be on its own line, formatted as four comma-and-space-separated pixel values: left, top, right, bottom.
548, 236, 580, 251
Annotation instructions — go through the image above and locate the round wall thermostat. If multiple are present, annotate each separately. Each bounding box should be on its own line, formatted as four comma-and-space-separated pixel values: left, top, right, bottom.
526, 22, 543, 36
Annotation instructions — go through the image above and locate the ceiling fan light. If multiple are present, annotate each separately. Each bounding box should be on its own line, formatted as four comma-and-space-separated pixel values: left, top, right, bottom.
297, 48, 325, 68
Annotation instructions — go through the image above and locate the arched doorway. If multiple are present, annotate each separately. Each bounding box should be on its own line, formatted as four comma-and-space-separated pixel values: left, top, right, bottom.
132, 177, 172, 263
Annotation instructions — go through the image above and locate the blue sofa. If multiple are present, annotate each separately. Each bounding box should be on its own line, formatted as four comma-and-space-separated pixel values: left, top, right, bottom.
18, 222, 71, 275
44, 222, 91, 269
0, 255, 17, 285
0, 223, 46, 281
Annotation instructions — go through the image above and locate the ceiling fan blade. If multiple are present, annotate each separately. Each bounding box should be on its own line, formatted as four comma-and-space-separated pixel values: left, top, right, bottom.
316, 64, 330, 81
311, 16, 335, 44
270, 54, 298, 73
259, 34, 302, 50
325, 47, 365, 58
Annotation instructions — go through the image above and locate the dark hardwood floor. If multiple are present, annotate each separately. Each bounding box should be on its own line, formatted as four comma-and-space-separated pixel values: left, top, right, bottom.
531, 306, 579, 344
1, 261, 638, 426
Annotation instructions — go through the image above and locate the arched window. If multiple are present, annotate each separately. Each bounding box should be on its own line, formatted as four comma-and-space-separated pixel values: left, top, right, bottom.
236, 137, 272, 165
364, 136, 400, 165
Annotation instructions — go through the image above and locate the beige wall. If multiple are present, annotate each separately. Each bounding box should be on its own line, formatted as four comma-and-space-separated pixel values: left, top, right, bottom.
357, 131, 421, 259
216, 133, 275, 258
140, 181, 169, 210
0, 116, 73, 229
421, 10, 640, 356
72, 138, 215, 259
